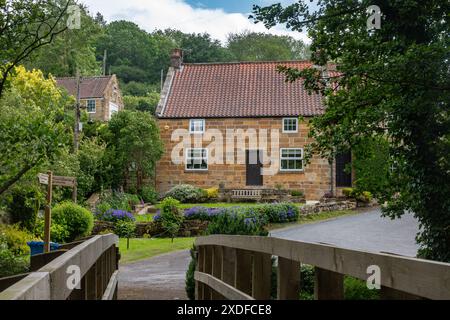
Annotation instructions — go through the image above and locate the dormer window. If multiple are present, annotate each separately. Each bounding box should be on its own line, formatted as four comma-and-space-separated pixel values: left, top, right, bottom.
189, 119, 205, 134
283, 118, 298, 133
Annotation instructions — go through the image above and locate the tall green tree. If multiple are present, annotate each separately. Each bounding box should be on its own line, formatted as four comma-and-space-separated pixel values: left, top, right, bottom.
252, 1, 450, 261
105, 110, 163, 192
26, 4, 103, 76
157, 29, 234, 63
0, 0, 72, 96
0, 66, 70, 196
96, 21, 159, 83
227, 30, 310, 61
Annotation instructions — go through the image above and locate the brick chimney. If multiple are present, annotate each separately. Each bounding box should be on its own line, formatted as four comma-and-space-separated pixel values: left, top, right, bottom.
170, 48, 183, 69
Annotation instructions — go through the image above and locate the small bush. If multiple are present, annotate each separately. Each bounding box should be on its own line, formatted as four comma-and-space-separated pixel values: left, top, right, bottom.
52, 202, 94, 242
204, 187, 219, 199
35, 218, 69, 243
5, 186, 42, 232
95, 209, 135, 223
96, 191, 141, 213
0, 243, 29, 277
140, 186, 158, 204
206, 207, 268, 236
114, 220, 136, 238
290, 190, 304, 197
344, 276, 379, 300
183, 207, 222, 221
255, 203, 299, 223
165, 184, 207, 203
185, 246, 197, 300
342, 188, 355, 198
159, 197, 183, 240
0, 224, 34, 255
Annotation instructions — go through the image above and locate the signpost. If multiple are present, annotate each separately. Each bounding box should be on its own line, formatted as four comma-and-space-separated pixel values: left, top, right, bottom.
38, 172, 77, 253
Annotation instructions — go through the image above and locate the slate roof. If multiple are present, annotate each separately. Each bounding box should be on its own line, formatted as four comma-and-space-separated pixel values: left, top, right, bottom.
159, 61, 328, 118
56, 75, 113, 99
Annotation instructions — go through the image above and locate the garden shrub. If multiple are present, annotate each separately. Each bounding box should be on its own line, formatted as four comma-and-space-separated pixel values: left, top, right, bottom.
5, 186, 42, 232
344, 276, 379, 300
183, 207, 221, 221
290, 190, 304, 197
35, 218, 70, 243
96, 191, 141, 213
185, 245, 197, 300
204, 187, 219, 199
0, 243, 29, 277
206, 207, 268, 236
0, 224, 34, 255
140, 186, 158, 204
255, 203, 299, 223
342, 188, 355, 198
165, 184, 207, 203
114, 220, 136, 238
95, 209, 135, 223
159, 197, 183, 241
52, 202, 94, 242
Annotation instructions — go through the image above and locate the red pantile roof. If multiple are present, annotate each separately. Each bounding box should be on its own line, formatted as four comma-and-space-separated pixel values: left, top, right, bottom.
159, 61, 326, 118
56, 75, 113, 99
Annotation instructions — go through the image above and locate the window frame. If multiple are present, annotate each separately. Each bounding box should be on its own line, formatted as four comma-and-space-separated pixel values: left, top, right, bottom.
280, 148, 304, 172
189, 119, 205, 134
282, 117, 298, 133
86, 99, 96, 114
185, 148, 208, 171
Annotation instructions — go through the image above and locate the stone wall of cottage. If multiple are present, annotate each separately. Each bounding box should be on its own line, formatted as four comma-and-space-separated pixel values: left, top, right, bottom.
80, 76, 124, 122
156, 117, 334, 201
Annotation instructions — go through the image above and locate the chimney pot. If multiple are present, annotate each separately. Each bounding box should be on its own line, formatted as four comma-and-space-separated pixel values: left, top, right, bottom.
170, 48, 183, 69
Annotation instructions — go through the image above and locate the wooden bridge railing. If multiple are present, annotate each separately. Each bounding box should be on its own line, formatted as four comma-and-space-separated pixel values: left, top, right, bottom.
0, 234, 119, 300
194, 235, 450, 300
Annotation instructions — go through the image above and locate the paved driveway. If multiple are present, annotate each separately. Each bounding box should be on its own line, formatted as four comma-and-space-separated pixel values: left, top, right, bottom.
271, 208, 420, 257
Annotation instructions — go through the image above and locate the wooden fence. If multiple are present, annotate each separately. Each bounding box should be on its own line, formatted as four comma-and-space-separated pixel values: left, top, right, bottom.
0, 234, 119, 300
194, 235, 450, 300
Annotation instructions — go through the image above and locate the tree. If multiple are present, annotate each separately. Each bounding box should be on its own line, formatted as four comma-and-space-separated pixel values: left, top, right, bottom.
105, 110, 163, 192
0, 0, 72, 97
157, 29, 234, 63
26, 4, 103, 77
226, 30, 309, 61
0, 66, 70, 196
95, 21, 159, 83
252, 1, 450, 261
123, 93, 159, 115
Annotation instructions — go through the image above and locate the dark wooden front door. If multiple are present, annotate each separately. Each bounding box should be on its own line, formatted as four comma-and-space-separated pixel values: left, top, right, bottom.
246, 150, 263, 186
336, 151, 352, 187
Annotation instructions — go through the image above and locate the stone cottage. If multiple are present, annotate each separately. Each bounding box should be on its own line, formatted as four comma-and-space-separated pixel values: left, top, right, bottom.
155, 49, 352, 201
56, 75, 124, 121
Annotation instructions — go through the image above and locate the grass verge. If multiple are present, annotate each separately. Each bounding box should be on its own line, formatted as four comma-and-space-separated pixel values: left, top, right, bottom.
119, 237, 194, 264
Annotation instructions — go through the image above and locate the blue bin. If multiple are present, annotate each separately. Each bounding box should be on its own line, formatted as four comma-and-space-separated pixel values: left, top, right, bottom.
27, 241, 61, 256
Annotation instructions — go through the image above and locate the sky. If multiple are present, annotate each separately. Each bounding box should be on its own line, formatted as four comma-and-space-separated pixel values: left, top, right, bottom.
81, 0, 310, 44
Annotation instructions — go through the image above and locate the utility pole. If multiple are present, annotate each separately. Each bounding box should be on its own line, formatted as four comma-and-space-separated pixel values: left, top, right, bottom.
74, 70, 81, 152
103, 49, 107, 76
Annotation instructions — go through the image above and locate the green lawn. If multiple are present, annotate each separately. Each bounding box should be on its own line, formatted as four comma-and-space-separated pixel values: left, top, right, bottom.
118, 237, 194, 264
268, 210, 358, 231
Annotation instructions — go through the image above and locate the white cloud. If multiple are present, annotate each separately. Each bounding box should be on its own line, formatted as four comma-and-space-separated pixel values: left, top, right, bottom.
80, 0, 310, 44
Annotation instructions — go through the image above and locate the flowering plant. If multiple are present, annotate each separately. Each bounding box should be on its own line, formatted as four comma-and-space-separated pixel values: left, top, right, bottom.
95, 209, 135, 222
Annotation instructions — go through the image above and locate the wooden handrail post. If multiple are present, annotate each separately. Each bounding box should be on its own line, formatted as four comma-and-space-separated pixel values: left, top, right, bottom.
314, 267, 344, 300
212, 246, 224, 299
203, 246, 213, 300
221, 247, 236, 286
252, 252, 272, 299
235, 249, 253, 296
277, 257, 300, 300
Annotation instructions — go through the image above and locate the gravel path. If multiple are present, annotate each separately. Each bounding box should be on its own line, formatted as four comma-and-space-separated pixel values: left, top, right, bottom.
118, 250, 191, 300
